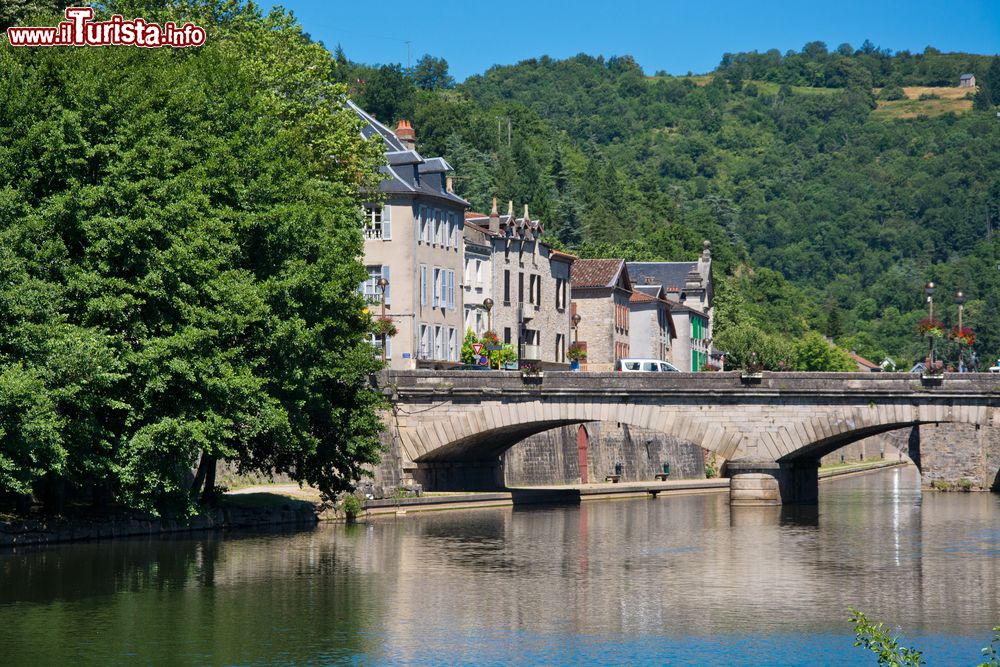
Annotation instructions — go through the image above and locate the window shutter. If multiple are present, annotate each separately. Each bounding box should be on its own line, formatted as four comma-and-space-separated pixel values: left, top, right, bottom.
382, 204, 391, 239
381, 265, 390, 303
420, 265, 427, 305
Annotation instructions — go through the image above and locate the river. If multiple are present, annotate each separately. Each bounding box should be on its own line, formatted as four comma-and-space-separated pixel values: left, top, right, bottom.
3, 465, 999, 666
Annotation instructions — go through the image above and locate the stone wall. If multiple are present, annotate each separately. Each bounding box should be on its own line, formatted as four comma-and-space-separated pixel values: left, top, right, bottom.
821, 423, 1000, 490
503, 422, 707, 486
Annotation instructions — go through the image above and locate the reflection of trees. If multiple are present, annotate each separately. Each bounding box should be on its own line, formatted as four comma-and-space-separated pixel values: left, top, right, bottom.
1, 527, 381, 665
4, 472, 1000, 663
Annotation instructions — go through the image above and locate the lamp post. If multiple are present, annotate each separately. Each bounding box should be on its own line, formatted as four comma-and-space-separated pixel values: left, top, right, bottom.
954, 290, 966, 372
572, 313, 581, 344
377, 276, 389, 364
483, 297, 494, 335
925, 281, 935, 366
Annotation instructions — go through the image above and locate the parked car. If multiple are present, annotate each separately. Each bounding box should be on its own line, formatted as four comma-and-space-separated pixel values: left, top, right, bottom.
989, 360, 1000, 373
614, 358, 681, 372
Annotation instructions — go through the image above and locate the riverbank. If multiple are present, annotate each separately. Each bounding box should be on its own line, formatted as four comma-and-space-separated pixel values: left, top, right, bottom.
0, 494, 318, 549
0, 460, 910, 547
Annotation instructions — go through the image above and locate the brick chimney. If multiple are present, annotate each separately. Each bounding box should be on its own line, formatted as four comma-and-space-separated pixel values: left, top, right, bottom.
395, 120, 416, 150
489, 197, 500, 235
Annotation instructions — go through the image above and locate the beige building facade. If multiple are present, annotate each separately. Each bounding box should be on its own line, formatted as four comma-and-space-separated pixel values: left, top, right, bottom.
351, 102, 469, 369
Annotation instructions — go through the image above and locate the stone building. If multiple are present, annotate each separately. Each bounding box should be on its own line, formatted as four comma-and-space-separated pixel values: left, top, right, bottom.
627, 241, 718, 371
960, 73, 976, 88
350, 102, 469, 369
570, 259, 633, 371
465, 200, 576, 366
628, 284, 676, 362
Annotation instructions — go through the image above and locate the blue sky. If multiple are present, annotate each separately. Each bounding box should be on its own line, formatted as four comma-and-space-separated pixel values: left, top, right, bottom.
261, 0, 1000, 80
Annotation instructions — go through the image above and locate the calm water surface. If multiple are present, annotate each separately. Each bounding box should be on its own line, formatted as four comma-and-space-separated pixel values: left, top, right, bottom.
3, 466, 1000, 666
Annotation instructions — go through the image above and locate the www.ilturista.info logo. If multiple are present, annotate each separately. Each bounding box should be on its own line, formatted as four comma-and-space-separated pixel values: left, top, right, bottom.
6, 7, 206, 48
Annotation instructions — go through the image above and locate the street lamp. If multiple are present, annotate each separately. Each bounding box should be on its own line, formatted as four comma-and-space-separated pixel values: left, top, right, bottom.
925, 281, 935, 365
483, 297, 494, 334
377, 276, 389, 364
572, 313, 581, 344
954, 290, 966, 372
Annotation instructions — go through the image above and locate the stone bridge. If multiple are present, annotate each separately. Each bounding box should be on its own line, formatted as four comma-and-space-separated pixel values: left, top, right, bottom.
380, 371, 1000, 504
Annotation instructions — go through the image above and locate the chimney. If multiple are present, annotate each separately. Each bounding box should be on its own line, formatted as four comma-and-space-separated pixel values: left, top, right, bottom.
489, 197, 500, 235
446, 175, 453, 193
395, 120, 416, 150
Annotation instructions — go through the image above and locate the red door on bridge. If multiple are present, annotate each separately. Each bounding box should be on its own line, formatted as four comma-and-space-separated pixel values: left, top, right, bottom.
577, 425, 589, 484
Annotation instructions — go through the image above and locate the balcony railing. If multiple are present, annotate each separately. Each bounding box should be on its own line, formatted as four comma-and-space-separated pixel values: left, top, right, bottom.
363, 226, 383, 240
363, 293, 383, 305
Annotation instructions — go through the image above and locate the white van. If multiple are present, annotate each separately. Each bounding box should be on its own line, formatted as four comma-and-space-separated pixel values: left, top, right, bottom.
614, 358, 681, 372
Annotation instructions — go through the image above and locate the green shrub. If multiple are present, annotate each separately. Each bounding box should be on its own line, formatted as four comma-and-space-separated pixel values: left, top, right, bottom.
341, 494, 364, 523
879, 86, 907, 101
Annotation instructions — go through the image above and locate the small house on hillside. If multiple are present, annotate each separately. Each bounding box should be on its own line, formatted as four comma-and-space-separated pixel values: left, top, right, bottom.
960, 73, 976, 88
849, 351, 881, 373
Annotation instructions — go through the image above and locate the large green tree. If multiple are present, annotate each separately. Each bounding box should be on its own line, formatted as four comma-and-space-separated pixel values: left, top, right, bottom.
0, 0, 386, 514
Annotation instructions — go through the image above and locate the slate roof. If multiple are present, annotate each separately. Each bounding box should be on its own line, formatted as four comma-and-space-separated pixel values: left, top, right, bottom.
572, 259, 627, 289
627, 261, 699, 291
960, 73, 975, 80
347, 100, 468, 207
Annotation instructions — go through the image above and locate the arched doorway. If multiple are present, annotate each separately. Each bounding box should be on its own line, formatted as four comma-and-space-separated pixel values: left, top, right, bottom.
577, 425, 589, 484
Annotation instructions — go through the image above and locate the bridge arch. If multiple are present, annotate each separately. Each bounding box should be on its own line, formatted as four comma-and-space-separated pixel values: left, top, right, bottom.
384, 370, 1000, 494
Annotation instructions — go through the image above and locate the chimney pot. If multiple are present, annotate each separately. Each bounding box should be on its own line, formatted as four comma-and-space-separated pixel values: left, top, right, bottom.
395, 119, 416, 150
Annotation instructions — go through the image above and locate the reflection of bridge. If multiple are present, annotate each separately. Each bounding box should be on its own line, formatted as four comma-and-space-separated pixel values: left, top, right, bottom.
381, 371, 1000, 504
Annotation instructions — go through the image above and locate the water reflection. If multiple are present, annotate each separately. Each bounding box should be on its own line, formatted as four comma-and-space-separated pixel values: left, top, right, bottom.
2, 465, 999, 666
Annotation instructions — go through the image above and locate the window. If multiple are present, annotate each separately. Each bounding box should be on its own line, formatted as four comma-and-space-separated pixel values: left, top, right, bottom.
359, 265, 389, 304
504, 327, 511, 344
420, 265, 427, 305
362, 204, 390, 240
464, 259, 472, 286
448, 327, 457, 361
475, 260, 482, 286
419, 206, 427, 242
432, 268, 441, 307
503, 270, 511, 304
555, 278, 563, 309
434, 325, 443, 359
419, 324, 429, 358
440, 269, 448, 307
447, 270, 455, 310
366, 332, 391, 358
434, 209, 443, 244
518, 272, 524, 303
556, 333, 565, 363
449, 212, 458, 247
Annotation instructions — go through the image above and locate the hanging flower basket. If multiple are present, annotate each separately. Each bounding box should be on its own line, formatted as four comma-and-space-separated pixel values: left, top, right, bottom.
949, 326, 975, 346
917, 318, 944, 338
372, 316, 397, 338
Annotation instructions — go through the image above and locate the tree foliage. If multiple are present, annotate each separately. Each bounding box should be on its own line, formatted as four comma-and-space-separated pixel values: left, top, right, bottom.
0, 0, 385, 514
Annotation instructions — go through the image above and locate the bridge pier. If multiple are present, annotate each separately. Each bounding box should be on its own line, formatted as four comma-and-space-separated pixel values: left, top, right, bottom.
727, 459, 819, 506
412, 460, 504, 492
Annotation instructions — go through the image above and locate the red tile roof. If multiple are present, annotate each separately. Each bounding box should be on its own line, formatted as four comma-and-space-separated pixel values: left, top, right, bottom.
849, 351, 880, 370
571, 259, 625, 289
629, 291, 658, 303
465, 211, 487, 219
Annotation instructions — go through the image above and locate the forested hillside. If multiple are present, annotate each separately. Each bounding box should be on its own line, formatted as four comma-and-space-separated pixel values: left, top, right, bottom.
345, 43, 1000, 369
